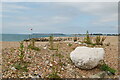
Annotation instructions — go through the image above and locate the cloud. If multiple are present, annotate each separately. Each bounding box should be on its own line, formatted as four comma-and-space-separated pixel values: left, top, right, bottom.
56, 2, 118, 21
2, 2, 118, 34
92, 14, 117, 25
3, 15, 70, 25
1, 0, 120, 2
2, 3, 31, 13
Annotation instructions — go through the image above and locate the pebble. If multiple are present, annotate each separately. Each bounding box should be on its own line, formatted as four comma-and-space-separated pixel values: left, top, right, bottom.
11, 67, 16, 71
74, 42, 77, 44
43, 46, 47, 49
107, 71, 113, 76
78, 42, 82, 44
28, 74, 33, 78
53, 61, 57, 64
2, 41, 118, 78
45, 60, 49, 65
49, 63, 53, 67
67, 64, 70, 66
82, 43, 87, 46
82, 76, 86, 78
33, 75, 40, 78
61, 68, 64, 70
69, 68, 73, 71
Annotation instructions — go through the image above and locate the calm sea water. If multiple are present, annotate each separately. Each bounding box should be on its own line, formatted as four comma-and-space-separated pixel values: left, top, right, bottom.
1, 34, 85, 41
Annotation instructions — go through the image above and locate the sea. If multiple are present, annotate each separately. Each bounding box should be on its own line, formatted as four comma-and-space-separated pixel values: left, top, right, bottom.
1, 34, 85, 41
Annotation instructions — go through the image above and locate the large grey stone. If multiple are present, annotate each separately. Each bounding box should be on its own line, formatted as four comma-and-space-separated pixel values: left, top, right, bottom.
70, 46, 104, 69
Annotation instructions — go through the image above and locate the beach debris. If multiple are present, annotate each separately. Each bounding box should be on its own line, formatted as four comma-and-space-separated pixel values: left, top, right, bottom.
70, 46, 104, 69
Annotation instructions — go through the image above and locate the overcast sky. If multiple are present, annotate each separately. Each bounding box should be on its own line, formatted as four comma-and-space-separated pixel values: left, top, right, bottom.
2, 2, 118, 34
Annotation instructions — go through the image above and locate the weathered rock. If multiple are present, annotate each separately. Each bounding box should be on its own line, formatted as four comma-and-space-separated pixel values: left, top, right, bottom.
70, 46, 104, 69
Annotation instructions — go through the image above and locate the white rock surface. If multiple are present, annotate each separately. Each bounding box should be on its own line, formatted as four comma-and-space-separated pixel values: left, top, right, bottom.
70, 46, 104, 69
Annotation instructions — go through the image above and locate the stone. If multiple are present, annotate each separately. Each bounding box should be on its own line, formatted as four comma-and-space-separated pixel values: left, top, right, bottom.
82, 76, 86, 78
78, 42, 82, 44
43, 46, 47, 49
61, 68, 64, 70
89, 71, 107, 78
74, 41, 82, 44
32, 75, 40, 78
70, 46, 104, 69
107, 71, 113, 76
49, 63, 53, 67
45, 60, 49, 65
82, 43, 87, 46
74, 42, 78, 44
11, 67, 16, 70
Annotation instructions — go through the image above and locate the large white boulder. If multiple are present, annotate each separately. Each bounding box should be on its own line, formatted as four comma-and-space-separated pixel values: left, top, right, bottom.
70, 46, 104, 69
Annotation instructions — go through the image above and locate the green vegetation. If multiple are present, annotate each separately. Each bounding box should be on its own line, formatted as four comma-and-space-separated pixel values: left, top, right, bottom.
52, 53, 64, 58
31, 38, 35, 47
84, 31, 92, 44
49, 36, 54, 50
47, 59, 61, 78
59, 62, 66, 67
47, 42, 61, 78
28, 44, 40, 51
83, 31, 106, 46
68, 43, 72, 47
100, 64, 116, 75
18, 42, 25, 61
49, 36, 58, 50
47, 72, 60, 78
13, 62, 28, 72
28, 39, 40, 51
95, 35, 106, 45
13, 42, 29, 72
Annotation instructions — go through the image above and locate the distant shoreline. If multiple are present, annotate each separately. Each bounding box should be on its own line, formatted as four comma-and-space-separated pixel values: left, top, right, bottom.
0, 36, 118, 42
